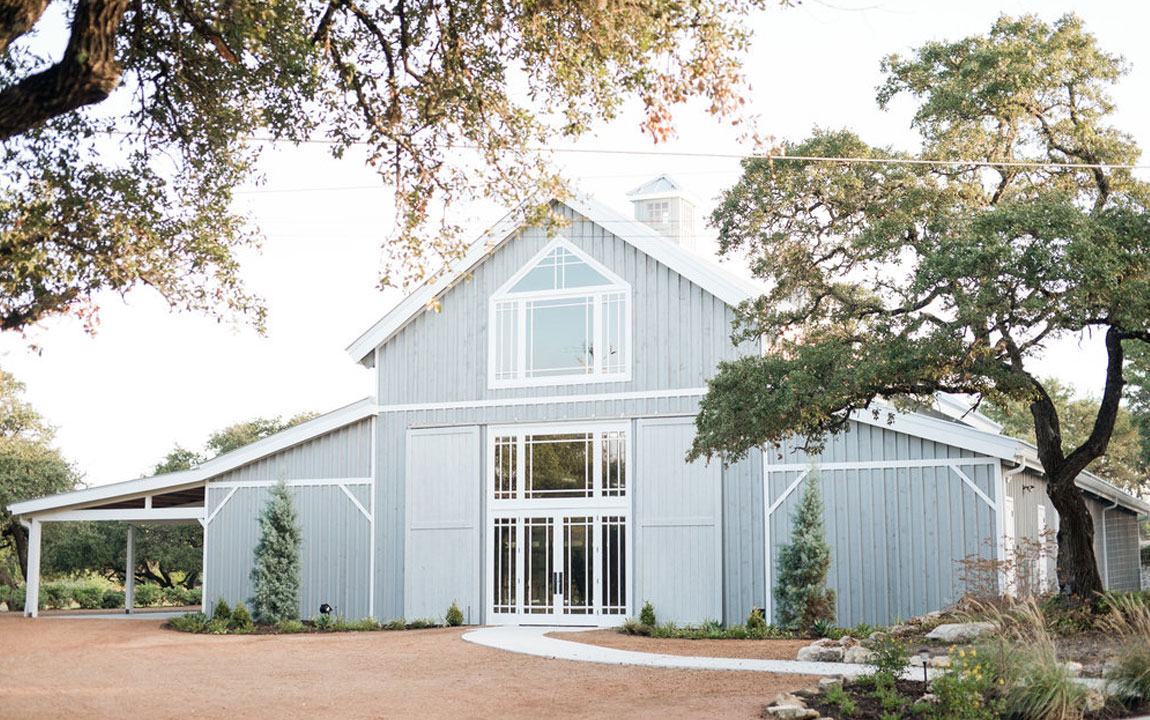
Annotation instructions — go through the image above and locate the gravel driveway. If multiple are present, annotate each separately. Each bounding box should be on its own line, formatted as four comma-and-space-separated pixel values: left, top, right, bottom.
0, 615, 816, 719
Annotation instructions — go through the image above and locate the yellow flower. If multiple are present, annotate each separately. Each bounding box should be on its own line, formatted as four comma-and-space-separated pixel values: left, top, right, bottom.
959, 649, 965, 657
999, 678, 1006, 685
971, 648, 977, 657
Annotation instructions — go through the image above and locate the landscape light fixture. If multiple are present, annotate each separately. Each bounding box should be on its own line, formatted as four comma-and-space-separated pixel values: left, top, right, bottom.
319, 603, 333, 615
918, 648, 930, 684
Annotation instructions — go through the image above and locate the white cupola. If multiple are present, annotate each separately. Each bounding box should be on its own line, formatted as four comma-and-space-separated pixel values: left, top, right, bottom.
626, 174, 697, 252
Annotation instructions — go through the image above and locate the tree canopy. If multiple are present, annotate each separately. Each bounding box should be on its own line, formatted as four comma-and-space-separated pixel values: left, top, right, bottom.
0, 0, 777, 333
0, 367, 79, 586
691, 14, 1150, 597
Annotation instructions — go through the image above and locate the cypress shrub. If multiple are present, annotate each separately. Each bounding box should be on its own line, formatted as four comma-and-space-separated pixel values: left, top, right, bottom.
213, 597, 232, 622
250, 480, 303, 624
445, 601, 464, 627
773, 475, 836, 633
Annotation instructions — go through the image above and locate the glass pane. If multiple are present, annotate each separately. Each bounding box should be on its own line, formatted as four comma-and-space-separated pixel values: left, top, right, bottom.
562, 261, 610, 288
601, 516, 627, 615
600, 292, 626, 375
494, 303, 518, 381
526, 434, 593, 499
564, 518, 593, 614
525, 298, 592, 377
493, 518, 517, 613
494, 436, 516, 500
510, 265, 556, 293
525, 517, 553, 613
601, 431, 627, 497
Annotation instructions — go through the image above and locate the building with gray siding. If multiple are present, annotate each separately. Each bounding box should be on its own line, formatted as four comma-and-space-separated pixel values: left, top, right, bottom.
10, 176, 1148, 627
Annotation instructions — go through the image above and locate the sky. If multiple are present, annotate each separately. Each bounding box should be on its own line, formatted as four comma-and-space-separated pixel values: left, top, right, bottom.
2, 0, 1149, 488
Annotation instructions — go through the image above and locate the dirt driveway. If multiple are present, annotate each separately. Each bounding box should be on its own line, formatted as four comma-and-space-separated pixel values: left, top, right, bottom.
0, 615, 815, 719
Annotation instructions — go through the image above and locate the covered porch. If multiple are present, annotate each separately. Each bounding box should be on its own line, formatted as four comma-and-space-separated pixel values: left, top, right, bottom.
10, 472, 207, 617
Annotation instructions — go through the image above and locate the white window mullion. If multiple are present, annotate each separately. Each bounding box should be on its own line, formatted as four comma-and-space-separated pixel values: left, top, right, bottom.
591, 294, 602, 375
517, 301, 528, 381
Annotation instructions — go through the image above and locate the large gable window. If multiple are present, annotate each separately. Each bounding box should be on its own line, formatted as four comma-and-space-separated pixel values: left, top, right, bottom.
490, 239, 631, 387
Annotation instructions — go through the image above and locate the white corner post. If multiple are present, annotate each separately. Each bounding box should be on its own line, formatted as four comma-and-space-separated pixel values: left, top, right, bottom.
24, 518, 41, 618
125, 525, 136, 614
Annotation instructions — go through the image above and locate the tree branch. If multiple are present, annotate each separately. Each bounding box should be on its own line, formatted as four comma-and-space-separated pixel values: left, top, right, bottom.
0, 0, 131, 140
0, 0, 51, 54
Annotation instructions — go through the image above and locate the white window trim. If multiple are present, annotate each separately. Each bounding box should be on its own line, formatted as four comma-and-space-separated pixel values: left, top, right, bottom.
488, 237, 633, 389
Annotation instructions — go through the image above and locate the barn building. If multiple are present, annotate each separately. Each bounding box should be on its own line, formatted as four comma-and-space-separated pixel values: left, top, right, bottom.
10, 177, 1147, 626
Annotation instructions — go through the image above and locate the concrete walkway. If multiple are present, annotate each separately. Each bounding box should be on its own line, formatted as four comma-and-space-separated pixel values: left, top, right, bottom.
462, 626, 872, 676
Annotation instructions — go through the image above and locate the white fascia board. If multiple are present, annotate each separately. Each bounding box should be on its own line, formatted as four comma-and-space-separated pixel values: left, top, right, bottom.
933, 392, 1004, 433
344, 191, 765, 364
850, 405, 1022, 461
8, 397, 379, 518
8, 472, 205, 517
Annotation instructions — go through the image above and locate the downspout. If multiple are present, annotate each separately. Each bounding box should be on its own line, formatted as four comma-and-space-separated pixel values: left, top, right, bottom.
1101, 498, 1120, 590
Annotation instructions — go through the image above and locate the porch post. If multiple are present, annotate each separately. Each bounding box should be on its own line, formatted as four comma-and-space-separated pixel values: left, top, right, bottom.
125, 525, 136, 614
24, 518, 41, 618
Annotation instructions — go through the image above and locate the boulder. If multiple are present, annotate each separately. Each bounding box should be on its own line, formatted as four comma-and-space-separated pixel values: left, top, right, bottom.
843, 646, 875, 664
774, 692, 807, 707
838, 635, 857, 647
867, 631, 887, 641
1061, 661, 1083, 677
913, 694, 937, 706
797, 645, 845, 663
924, 622, 996, 643
811, 638, 839, 648
887, 624, 915, 636
817, 676, 843, 691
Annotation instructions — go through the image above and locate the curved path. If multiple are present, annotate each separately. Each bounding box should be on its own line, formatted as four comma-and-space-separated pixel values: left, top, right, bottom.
463, 626, 871, 676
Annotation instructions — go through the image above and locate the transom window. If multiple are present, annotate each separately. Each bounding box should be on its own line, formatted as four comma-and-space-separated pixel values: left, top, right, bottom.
489, 238, 631, 388
492, 427, 628, 501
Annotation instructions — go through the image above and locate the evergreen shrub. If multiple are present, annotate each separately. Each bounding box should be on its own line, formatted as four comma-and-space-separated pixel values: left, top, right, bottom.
250, 480, 302, 624
773, 475, 836, 633
445, 601, 464, 627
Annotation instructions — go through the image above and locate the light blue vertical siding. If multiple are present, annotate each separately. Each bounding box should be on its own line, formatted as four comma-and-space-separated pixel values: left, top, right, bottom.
763, 421, 999, 627
203, 418, 374, 619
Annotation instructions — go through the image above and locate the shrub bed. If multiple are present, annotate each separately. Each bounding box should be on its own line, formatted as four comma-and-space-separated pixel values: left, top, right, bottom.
168, 600, 455, 635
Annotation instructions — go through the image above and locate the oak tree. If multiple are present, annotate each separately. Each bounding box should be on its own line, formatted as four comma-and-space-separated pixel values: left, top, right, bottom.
0, 0, 775, 333
691, 15, 1150, 598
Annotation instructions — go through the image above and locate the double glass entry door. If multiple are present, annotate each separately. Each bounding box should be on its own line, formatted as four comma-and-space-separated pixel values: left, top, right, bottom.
491, 512, 627, 623
487, 424, 631, 625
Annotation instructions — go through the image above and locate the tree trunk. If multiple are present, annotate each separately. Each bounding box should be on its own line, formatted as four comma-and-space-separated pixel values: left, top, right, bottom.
10, 522, 28, 584
1046, 473, 1104, 597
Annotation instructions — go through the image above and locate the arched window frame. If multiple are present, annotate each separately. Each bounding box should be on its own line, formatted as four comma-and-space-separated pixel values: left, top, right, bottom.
488, 237, 632, 389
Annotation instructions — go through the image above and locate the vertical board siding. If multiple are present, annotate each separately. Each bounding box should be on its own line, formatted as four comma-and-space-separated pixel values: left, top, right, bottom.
375, 203, 749, 406
635, 417, 723, 624
205, 483, 371, 619
765, 421, 999, 627
723, 451, 765, 626
210, 419, 373, 483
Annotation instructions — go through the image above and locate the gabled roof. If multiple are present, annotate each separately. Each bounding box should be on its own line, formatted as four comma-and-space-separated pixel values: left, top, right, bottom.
8, 398, 378, 517
345, 191, 763, 364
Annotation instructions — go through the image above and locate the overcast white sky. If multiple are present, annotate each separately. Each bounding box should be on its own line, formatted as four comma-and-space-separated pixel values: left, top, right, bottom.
2, 0, 1147, 488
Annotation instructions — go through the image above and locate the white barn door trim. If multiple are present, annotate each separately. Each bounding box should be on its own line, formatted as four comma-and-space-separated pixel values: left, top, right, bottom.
405, 426, 482, 623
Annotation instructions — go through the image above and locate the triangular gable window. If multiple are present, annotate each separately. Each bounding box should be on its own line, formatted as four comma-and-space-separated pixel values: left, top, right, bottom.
509, 246, 612, 293
490, 238, 631, 388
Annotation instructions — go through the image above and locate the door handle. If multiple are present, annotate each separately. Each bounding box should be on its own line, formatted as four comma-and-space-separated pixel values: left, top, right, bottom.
553, 571, 564, 595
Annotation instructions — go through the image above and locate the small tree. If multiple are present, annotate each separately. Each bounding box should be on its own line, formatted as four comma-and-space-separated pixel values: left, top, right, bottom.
774, 476, 836, 633
250, 480, 302, 624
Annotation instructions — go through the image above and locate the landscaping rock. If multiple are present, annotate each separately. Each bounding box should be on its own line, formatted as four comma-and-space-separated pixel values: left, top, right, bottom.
817, 677, 843, 691
914, 694, 937, 706
929, 655, 951, 668
765, 692, 819, 720
837, 635, 857, 647
843, 646, 874, 664
811, 638, 839, 648
1061, 661, 1083, 677
867, 631, 886, 641
1084, 688, 1105, 714
887, 623, 915, 636
924, 622, 995, 643
797, 645, 845, 663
